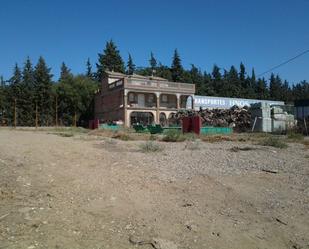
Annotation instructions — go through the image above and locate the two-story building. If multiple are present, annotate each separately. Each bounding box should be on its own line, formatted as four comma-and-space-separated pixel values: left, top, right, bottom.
94, 71, 195, 127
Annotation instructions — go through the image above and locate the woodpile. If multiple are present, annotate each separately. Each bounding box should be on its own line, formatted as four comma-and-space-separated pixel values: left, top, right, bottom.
176, 106, 251, 132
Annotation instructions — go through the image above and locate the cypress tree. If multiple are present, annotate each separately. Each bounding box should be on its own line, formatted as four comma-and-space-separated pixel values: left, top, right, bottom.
171, 49, 184, 82
86, 58, 94, 80
239, 63, 247, 97
33, 56, 53, 125
149, 52, 157, 73
96, 40, 125, 81
126, 53, 135, 75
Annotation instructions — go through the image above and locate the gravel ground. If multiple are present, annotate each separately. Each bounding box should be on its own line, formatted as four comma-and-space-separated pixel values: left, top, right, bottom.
0, 129, 308, 249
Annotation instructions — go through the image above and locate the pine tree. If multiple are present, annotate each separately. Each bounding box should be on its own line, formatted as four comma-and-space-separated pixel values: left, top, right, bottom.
282, 80, 292, 103
221, 66, 240, 97
211, 64, 222, 96
203, 71, 215, 96
126, 53, 135, 75
59, 62, 72, 82
171, 49, 184, 82
96, 40, 125, 81
10, 63, 22, 100
20, 57, 35, 126
56, 63, 75, 125
149, 52, 157, 73
189, 65, 204, 95
269, 73, 283, 100
255, 77, 269, 99
33, 56, 53, 125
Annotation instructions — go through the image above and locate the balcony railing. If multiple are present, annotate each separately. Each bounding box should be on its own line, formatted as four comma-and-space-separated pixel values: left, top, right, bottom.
108, 79, 124, 89
125, 78, 195, 92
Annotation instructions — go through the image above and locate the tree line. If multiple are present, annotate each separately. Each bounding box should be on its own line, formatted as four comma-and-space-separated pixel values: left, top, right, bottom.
95, 41, 309, 102
1, 40, 309, 126
0, 57, 98, 126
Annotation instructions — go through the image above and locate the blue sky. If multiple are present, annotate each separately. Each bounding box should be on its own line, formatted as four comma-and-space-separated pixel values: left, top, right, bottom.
1, 0, 308, 84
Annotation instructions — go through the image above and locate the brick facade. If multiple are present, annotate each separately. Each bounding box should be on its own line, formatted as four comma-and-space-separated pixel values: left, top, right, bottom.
94, 71, 195, 127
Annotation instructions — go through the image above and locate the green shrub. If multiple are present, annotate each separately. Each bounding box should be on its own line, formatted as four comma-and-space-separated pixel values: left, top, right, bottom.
287, 131, 304, 141
162, 129, 186, 142
139, 141, 163, 153
112, 131, 131, 141
259, 136, 288, 149
183, 133, 197, 141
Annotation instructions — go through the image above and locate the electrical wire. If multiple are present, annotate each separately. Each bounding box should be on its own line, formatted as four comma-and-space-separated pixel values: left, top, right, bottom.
257, 49, 309, 77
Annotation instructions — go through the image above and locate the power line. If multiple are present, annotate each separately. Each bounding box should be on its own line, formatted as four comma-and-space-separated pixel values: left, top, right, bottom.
257, 49, 309, 78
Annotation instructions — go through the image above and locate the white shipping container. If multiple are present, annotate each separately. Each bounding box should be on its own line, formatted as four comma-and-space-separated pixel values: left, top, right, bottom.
253, 117, 272, 132
272, 120, 286, 133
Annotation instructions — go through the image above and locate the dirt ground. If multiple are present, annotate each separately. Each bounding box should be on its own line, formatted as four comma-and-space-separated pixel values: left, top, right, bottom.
0, 129, 308, 249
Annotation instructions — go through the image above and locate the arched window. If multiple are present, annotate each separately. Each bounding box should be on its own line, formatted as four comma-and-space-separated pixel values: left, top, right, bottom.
130, 112, 154, 126
159, 113, 167, 126
168, 113, 179, 126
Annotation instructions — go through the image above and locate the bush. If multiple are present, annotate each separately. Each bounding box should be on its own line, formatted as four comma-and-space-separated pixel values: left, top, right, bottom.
139, 141, 163, 153
112, 131, 131, 141
162, 129, 186, 142
287, 131, 304, 141
183, 133, 197, 141
259, 136, 288, 149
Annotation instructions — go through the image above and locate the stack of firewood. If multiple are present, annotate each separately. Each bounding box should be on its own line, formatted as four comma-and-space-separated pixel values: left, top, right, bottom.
176, 106, 251, 131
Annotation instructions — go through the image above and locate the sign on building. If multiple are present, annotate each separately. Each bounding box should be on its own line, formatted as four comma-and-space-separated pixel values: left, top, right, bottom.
190, 95, 284, 110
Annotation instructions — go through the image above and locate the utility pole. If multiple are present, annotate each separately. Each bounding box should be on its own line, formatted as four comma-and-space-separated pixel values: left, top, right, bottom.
14, 98, 16, 128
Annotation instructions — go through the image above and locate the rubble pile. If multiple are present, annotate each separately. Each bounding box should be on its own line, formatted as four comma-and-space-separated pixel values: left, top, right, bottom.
176, 106, 251, 131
